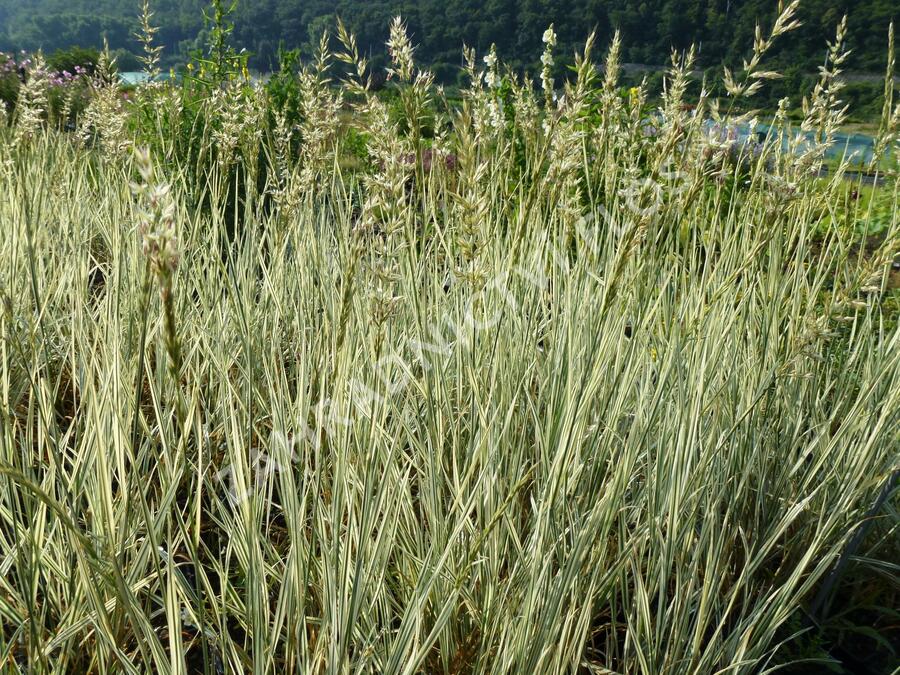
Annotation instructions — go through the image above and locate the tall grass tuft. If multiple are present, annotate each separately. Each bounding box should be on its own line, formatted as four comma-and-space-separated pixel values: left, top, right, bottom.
0, 4, 897, 673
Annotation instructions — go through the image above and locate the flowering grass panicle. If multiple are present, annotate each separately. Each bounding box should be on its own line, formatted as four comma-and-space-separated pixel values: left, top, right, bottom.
79, 45, 131, 156
461, 46, 495, 142
336, 26, 414, 327
721, 0, 800, 103
358, 96, 410, 323
540, 24, 557, 106
136, 0, 163, 81
483, 45, 500, 90
870, 23, 897, 169
449, 113, 491, 286
132, 145, 182, 384
270, 108, 301, 219
801, 14, 851, 144
386, 16, 415, 84
295, 33, 344, 195
205, 79, 266, 173
12, 51, 49, 146
211, 82, 247, 168
132, 146, 180, 284
510, 75, 541, 139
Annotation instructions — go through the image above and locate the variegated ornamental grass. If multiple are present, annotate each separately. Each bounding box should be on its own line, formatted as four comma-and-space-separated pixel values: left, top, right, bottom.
0, 7, 898, 674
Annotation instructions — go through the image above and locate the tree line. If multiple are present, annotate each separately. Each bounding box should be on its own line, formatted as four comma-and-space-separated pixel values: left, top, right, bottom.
0, 0, 895, 81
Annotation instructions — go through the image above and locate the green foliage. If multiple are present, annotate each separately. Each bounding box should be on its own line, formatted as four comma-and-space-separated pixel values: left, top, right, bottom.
201, 0, 241, 83
47, 46, 100, 76
1, 0, 897, 86
342, 125, 371, 167
265, 47, 302, 122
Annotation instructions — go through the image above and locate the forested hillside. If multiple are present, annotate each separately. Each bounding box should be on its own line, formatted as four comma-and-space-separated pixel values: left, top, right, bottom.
0, 0, 896, 77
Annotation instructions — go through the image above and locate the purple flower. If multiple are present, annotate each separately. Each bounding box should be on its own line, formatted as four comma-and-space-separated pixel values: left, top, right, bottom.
400, 148, 459, 172
642, 123, 659, 138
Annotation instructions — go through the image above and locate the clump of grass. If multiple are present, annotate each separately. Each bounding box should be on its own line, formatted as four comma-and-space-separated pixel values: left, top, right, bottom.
0, 3, 898, 673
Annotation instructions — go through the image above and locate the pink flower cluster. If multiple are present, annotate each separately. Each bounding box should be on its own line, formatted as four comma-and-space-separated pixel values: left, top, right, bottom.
1, 51, 90, 88
0, 51, 28, 75
49, 66, 88, 87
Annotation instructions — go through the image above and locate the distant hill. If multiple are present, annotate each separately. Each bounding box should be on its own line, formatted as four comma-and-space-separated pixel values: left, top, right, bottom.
0, 0, 896, 80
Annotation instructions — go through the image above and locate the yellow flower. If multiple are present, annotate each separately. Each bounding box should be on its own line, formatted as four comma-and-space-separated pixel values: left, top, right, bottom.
629, 87, 640, 106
